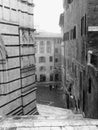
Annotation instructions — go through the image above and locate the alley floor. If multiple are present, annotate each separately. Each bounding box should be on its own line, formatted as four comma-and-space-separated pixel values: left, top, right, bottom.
36, 84, 67, 108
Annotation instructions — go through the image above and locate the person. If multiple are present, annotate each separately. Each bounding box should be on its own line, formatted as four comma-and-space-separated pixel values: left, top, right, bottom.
72, 95, 78, 112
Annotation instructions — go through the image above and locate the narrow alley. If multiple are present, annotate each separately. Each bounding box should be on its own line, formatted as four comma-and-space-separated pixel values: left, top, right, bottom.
0, 0, 98, 129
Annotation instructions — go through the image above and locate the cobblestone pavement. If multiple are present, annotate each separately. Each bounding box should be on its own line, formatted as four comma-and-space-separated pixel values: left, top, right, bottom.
36, 85, 67, 108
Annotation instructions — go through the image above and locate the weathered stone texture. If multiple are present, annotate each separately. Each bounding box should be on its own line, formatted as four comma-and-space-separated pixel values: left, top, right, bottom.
87, 0, 98, 26
63, 0, 98, 118
0, 0, 36, 116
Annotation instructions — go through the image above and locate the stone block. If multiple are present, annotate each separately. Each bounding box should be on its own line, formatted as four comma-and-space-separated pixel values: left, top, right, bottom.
8, 79, 21, 92
0, 23, 18, 35
7, 68, 20, 81
23, 100, 36, 114
3, 0, 10, 7
6, 47, 19, 57
3, 8, 10, 21
22, 75, 35, 87
23, 91, 36, 106
10, 0, 18, 9
3, 36, 19, 45
10, 10, 18, 23
7, 58, 20, 68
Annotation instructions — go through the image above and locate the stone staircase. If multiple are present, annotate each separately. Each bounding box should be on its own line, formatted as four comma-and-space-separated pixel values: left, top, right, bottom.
0, 104, 98, 130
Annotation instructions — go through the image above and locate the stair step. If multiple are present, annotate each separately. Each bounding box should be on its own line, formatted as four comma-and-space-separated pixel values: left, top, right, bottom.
37, 104, 83, 120
0, 104, 97, 129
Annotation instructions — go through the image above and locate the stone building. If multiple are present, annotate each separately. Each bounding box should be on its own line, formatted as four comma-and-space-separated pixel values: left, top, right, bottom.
0, 0, 36, 116
35, 32, 62, 87
59, 13, 66, 91
60, 0, 98, 118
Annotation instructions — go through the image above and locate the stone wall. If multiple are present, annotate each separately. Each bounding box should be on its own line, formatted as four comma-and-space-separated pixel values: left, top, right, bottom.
63, 0, 98, 118
85, 0, 98, 118
35, 33, 62, 85
0, 0, 36, 116
63, 0, 87, 111
87, 0, 98, 26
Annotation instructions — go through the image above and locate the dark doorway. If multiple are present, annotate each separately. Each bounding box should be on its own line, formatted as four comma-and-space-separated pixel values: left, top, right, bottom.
55, 73, 59, 81
40, 74, 46, 82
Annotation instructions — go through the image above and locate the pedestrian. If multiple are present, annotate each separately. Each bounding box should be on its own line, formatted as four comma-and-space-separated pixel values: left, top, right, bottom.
72, 96, 78, 112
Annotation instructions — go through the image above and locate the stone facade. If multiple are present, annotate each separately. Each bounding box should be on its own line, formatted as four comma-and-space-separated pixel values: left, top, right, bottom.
35, 32, 62, 87
61, 0, 98, 118
0, 0, 36, 116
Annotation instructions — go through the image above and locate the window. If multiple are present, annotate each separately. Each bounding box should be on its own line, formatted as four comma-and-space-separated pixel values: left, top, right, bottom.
55, 48, 58, 53
40, 74, 46, 82
35, 75, 37, 81
40, 41, 44, 53
55, 58, 58, 62
63, 32, 69, 41
88, 78, 91, 93
49, 56, 53, 62
73, 26, 76, 39
47, 41, 52, 53
39, 66, 46, 71
81, 16, 86, 36
39, 57, 46, 63
91, 54, 98, 67
85, 14, 87, 35
55, 74, 59, 81
67, 0, 73, 4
